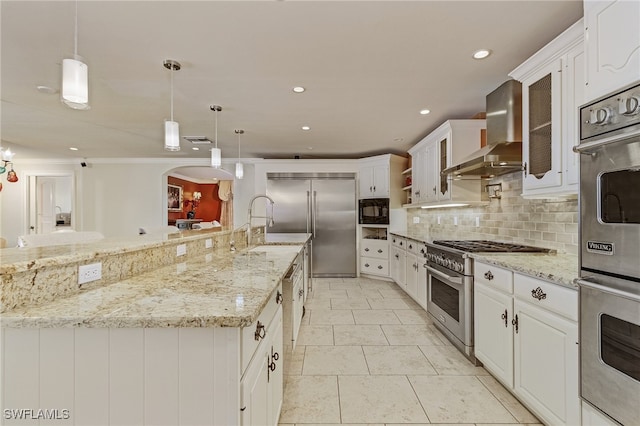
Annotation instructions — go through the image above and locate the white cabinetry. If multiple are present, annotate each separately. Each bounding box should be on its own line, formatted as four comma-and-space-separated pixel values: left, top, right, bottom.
510, 19, 584, 198
404, 240, 420, 301
389, 234, 427, 306
584, 0, 640, 102
407, 120, 486, 208
358, 154, 406, 204
390, 236, 406, 288
473, 262, 580, 426
360, 227, 389, 277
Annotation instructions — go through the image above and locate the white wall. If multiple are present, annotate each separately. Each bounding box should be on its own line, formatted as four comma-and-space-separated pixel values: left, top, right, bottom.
0, 159, 252, 245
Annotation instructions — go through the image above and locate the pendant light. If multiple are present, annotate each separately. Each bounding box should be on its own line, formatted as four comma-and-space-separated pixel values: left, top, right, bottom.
163, 59, 181, 151
210, 105, 222, 168
61, 0, 89, 110
235, 129, 244, 179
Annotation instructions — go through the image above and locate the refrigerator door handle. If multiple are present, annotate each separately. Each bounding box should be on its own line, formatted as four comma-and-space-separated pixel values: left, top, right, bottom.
312, 190, 317, 238
306, 190, 311, 233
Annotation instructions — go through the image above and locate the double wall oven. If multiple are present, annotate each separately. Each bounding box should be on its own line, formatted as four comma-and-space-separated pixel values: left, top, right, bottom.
575, 82, 640, 426
425, 240, 551, 364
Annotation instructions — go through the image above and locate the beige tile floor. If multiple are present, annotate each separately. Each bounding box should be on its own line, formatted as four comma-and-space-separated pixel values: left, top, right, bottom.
279, 277, 542, 426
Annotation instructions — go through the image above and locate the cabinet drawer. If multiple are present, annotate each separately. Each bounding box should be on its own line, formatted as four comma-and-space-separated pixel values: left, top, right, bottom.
241, 283, 283, 374
391, 236, 406, 249
474, 262, 513, 294
361, 239, 389, 259
361, 257, 389, 276
514, 274, 577, 321
405, 239, 421, 255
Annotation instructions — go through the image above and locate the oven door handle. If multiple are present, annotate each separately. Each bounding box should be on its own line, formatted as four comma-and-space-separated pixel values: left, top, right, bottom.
574, 132, 638, 156
425, 265, 463, 285
577, 278, 640, 302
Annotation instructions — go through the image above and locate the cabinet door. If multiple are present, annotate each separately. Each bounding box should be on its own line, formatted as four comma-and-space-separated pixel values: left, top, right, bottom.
436, 133, 451, 201
268, 310, 284, 426
522, 58, 563, 192
424, 141, 439, 203
241, 350, 269, 426
372, 164, 390, 198
513, 299, 580, 426
564, 44, 584, 189
390, 246, 406, 288
412, 148, 427, 203
474, 283, 514, 387
405, 252, 418, 300
416, 257, 427, 309
584, 0, 640, 102
359, 165, 374, 198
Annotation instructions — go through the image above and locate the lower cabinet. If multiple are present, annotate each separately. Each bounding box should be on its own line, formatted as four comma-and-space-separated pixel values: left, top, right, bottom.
390, 245, 406, 289
241, 308, 284, 426
474, 261, 580, 426
405, 250, 419, 301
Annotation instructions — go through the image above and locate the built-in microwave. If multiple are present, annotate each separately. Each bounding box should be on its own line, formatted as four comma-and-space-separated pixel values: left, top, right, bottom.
358, 198, 389, 224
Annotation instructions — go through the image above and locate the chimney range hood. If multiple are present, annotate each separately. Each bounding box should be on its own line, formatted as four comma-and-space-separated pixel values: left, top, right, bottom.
442, 80, 524, 178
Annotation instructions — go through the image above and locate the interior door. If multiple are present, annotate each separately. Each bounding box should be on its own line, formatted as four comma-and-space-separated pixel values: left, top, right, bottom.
37, 177, 57, 234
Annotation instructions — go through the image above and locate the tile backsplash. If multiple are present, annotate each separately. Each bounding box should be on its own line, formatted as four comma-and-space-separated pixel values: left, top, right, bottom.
406, 173, 578, 254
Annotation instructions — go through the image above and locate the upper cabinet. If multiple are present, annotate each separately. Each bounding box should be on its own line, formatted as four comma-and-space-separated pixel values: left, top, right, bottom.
358, 154, 407, 207
584, 0, 640, 103
407, 120, 486, 208
510, 19, 584, 198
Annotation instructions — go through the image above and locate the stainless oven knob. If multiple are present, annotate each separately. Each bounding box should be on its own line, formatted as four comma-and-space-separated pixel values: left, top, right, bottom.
619, 95, 640, 116
589, 107, 611, 125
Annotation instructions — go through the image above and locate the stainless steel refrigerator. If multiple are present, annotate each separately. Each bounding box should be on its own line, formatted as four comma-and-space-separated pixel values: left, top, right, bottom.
267, 172, 357, 277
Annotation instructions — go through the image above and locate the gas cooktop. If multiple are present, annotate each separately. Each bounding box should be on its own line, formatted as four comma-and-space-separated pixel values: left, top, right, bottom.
432, 240, 552, 253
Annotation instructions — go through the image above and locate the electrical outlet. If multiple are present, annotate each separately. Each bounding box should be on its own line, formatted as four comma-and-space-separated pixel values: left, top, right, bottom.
413, 216, 420, 224
205, 238, 213, 249
437, 216, 441, 225
475, 217, 480, 227
177, 244, 187, 256
78, 262, 102, 285
453, 216, 458, 226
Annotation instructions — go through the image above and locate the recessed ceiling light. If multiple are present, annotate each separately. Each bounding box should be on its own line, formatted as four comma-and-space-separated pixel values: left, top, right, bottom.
69, 147, 78, 151
302, 126, 310, 131
472, 49, 492, 59
292, 86, 305, 93
308, 147, 313, 150
192, 147, 200, 151
393, 137, 404, 142
420, 109, 430, 115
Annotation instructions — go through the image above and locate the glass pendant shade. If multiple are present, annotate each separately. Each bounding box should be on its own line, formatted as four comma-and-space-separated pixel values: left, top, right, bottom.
235, 162, 244, 179
164, 120, 180, 151
211, 147, 222, 168
62, 57, 89, 110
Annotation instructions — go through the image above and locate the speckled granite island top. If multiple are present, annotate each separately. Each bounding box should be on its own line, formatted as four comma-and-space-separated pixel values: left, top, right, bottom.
470, 252, 579, 289
0, 244, 304, 329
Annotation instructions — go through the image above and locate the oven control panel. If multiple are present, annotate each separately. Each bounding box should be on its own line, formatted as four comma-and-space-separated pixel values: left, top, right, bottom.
581, 82, 640, 141
425, 250, 465, 274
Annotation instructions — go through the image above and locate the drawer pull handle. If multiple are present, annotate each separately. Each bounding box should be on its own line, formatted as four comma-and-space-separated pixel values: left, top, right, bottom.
276, 290, 283, 304
299, 289, 304, 298
409, 244, 413, 249
512, 314, 519, 333
501, 309, 508, 327
254, 321, 266, 341
377, 249, 383, 253
531, 287, 547, 301
364, 263, 370, 268
395, 254, 399, 259
484, 271, 494, 281
365, 247, 370, 252
400, 241, 403, 246
377, 265, 383, 270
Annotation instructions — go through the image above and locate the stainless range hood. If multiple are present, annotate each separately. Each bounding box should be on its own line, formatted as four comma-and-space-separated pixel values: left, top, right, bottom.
442, 80, 523, 178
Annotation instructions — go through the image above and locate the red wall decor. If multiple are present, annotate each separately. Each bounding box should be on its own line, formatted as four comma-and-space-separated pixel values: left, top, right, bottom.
167, 176, 222, 223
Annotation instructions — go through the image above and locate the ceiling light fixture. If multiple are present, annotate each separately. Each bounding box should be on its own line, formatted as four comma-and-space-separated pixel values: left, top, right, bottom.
163, 59, 181, 151
210, 105, 222, 168
69, 147, 78, 151
420, 109, 430, 115
235, 129, 244, 180
61, 0, 89, 110
472, 49, 492, 60
292, 86, 305, 93
302, 126, 310, 131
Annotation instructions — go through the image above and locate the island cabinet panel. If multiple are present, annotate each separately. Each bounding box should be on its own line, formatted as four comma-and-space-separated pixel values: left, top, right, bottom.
0, 327, 247, 426
75, 328, 110, 425
109, 329, 144, 425
1, 328, 40, 426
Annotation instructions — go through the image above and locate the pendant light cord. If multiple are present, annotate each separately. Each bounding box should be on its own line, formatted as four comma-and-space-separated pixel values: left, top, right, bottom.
215, 109, 218, 149
74, 0, 78, 57
238, 132, 241, 158
170, 66, 174, 121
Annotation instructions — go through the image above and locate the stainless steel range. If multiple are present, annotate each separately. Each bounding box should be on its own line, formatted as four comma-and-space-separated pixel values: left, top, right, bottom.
425, 240, 552, 364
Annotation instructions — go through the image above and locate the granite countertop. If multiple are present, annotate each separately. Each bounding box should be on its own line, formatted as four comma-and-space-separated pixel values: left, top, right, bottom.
0, 244, 303, 329
0, 227, 232, 275
470, 252, 579, 288
389, 230, 432, 243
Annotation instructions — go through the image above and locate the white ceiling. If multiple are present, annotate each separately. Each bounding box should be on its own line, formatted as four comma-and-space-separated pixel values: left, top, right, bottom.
1, 0, 583, 161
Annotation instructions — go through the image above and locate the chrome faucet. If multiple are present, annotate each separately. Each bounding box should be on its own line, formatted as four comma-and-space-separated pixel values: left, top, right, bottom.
247, 195, 275, 246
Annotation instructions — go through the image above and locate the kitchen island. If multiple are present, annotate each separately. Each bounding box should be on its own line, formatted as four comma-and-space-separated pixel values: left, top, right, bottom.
1, 231, 310, 426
